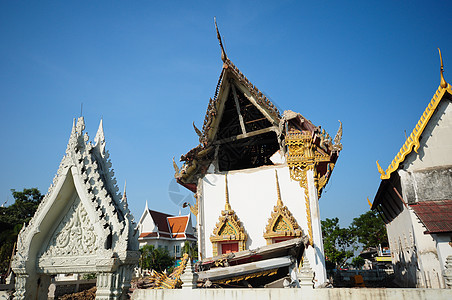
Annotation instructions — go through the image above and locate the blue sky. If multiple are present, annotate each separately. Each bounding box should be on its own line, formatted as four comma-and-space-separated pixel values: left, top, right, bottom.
1, 1, 451, 227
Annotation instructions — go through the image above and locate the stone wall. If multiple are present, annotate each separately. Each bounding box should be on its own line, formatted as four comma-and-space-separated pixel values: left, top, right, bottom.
132, 288, 452, 300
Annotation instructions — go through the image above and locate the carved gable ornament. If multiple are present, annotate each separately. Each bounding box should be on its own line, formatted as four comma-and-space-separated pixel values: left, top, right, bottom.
210, 175, 247, 256
263, 170, 303, 244
11, 117, 139, 300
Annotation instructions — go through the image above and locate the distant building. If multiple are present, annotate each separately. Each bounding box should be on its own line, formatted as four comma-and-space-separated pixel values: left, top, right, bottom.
372, 51, 452, 288
137, 202, 197, 259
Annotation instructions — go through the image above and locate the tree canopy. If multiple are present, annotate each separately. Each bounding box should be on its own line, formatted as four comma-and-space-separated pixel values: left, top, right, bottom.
0, 188, 43, 277
322, 210, 388, 269
349, 210, 388, 249
321, 217, 356, 268
139, 245, 175, 272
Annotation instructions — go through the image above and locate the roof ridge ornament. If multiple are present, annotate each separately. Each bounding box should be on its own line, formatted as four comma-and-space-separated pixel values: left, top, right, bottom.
275, 170, 283, 206
225, 174, 231, 211
439, 48, 447, 88
214, 17, 227, 63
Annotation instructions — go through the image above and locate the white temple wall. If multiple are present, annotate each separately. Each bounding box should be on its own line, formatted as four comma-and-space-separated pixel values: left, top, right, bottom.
409, 209, 445, 288
199, 164, 326, 285
433, 234, 452, 274
385, 205, 418, 287
404, 100, 452, 171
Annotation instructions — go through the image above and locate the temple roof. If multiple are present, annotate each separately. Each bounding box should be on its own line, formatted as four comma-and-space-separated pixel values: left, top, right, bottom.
376, 51, 452, 180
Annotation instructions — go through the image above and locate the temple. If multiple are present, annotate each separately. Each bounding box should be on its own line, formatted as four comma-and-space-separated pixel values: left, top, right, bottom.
372, 50, 452, 288
173, 21, 342, 287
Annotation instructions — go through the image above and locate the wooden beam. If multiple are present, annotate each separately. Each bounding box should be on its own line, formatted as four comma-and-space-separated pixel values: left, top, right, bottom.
214, 126, 278, 145
231, 84, 247, 136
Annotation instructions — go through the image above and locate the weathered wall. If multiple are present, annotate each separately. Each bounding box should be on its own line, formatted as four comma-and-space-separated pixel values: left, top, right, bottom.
199, 165, 326, 285
386, 204, 418, 287
132, 288, 452, 300
401, 100, 452, 204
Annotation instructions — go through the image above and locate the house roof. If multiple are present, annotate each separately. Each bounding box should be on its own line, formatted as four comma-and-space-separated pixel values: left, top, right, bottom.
376, 68, 452, 180
139, 209, 194, 241
148, 209, 172, 233
168, 215, 189, 238
409, 200, 452, 234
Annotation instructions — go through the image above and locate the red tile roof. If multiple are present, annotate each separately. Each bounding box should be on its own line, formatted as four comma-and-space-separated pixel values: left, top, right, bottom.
168, 216, 189, 236
409, 200, 452, 234
139, 232, 158, 238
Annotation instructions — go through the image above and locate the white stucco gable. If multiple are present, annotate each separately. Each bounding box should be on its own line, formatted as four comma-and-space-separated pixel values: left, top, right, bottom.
11, 117, 140, 300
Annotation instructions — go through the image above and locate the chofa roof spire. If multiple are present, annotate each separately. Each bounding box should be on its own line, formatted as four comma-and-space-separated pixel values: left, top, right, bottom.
214, 17, 227, 62
438, 48, 448, 88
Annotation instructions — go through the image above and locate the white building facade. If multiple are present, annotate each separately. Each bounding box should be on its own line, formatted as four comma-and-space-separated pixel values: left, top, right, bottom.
372, 55, 452, 288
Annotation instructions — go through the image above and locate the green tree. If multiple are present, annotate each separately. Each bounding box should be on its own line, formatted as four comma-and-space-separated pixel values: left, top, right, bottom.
349, 210, 388, 249
140, 245, 175, 272
182, 241, 198, 259
351, 256, 365, 269
321, 217, 356, 269
0, 188, 43, 276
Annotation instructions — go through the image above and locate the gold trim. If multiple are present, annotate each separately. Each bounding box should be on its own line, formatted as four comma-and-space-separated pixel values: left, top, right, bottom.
210, 175, 247, 256
263, 170, 303, 245
377, 83, 451, 180
213, 268, 278, 284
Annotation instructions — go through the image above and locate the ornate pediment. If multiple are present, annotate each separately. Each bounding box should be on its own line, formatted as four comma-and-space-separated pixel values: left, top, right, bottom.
263, 170, 303, 244
39, 196, 98, 260
210, 175, 247, 256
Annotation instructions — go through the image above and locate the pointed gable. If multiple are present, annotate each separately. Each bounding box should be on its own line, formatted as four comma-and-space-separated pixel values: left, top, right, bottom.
12, 117, 139, 299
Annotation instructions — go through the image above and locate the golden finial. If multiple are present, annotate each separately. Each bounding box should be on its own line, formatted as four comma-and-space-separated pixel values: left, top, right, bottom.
376, 160, 386, 176
367, 197, 372, 209
275, 170, 283, 206
214, 17, 227, 62
439, 48, 447, 88
225, 174, 231, 211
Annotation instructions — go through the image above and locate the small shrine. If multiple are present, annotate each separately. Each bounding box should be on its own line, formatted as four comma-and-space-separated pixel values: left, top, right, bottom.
11, 117, 139, 299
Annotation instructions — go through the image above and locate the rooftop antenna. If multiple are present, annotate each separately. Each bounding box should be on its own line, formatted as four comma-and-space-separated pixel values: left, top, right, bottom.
439, 48, 448, 88
214, 17, 227, 62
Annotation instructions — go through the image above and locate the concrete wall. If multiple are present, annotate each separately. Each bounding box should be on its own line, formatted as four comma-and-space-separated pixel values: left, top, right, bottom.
132, 288, 452, 300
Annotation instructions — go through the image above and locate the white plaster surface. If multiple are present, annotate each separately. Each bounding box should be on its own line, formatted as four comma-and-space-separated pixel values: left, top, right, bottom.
199, 165, 326, 285
404, 100, 452, 171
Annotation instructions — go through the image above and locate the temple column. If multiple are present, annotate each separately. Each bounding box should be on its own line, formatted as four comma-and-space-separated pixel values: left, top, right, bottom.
307, 168, 327, 287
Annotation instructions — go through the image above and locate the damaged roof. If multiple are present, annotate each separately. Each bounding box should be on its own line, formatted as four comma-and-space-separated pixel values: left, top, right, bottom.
410, 200, 452, 234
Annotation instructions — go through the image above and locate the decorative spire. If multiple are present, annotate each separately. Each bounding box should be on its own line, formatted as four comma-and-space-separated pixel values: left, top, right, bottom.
439, 48, 448, 88
275, 170, 283, 206
214, 17, 227, 62
333, 120, 343, 151
94, 118, 105, 147
225, 174, 231, 211
145, 199, 149, 211
122, 180, 127, 203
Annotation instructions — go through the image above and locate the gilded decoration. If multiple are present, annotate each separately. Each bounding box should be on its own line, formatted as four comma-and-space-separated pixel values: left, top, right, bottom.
376, 83, 451, 180
377, 49, 451, 180
210, 175, 247, 256
285, 126, 341, 245
263, 170, 303, 245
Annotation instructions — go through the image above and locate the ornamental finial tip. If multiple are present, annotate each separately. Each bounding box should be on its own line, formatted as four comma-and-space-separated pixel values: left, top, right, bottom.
438, 48, 447, 88
214, 17, 227, 63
